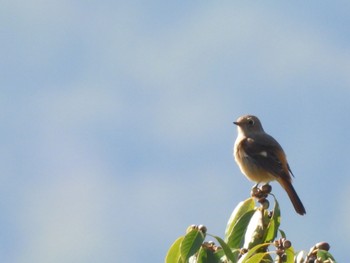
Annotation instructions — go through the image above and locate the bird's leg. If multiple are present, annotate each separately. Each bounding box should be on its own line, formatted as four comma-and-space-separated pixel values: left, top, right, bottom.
252, 182, 260, 190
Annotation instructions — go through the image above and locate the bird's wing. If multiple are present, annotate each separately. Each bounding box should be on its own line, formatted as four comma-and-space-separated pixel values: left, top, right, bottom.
241, 134, 292, 181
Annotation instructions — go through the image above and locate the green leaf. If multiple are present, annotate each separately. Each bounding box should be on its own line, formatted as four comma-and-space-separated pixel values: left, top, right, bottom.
264, 195, 280, 242
295, 251, 306, 263
317, 249, 337, 262
284, 246, 295, 263
225, 197, 256, 248
197, 246, 221, 263
225, 198, 255, 239
197, 247, 207, 263
245, 209, 267, 249
226, 209, 256, 249
242, 252, 272, 263
213, 248, 225, 261
180, 229, 205, 262
279, 229, 286, 239
165, 236, 184, 263
241, 243, 271, 263
209, 234, 238, 262
230, 249, 240, 262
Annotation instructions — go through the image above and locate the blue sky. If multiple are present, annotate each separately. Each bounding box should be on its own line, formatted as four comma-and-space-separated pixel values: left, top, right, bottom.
1, 1, 350, 262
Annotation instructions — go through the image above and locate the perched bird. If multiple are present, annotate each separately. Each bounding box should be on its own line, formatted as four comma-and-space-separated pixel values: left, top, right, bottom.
233, 115, 306, 215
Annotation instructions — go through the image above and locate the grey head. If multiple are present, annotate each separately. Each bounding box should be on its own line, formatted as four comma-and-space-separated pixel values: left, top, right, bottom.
233, 115, 265, 136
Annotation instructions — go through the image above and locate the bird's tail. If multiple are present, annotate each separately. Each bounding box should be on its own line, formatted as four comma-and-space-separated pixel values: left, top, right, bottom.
278, 178, 306, 215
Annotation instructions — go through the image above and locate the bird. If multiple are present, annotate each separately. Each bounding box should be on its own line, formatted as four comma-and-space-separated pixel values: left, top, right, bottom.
233, 115, 306, 215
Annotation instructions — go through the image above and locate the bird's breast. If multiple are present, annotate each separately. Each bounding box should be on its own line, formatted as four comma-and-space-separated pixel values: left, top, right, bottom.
234, 140, 275, 183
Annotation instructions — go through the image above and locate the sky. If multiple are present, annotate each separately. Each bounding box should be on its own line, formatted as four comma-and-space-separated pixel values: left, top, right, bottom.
1, 1, 350, 262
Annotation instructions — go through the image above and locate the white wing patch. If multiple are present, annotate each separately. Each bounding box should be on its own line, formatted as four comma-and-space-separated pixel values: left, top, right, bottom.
258, 151, 268, 157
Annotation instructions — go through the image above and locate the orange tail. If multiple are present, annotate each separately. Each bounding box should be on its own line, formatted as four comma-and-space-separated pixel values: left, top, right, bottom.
278, 179, 306, 215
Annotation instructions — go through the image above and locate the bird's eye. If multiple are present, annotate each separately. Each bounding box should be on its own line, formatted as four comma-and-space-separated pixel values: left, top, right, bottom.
248, 119, 254, 125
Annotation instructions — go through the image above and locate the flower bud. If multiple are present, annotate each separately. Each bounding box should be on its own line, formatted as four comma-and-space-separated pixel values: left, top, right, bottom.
261, 184, 272, 194
283, 240, 292, 249
186, 224, 197, 233
198, 225, 207, 234
315, 242, 330, 251
261, 199, 270, 210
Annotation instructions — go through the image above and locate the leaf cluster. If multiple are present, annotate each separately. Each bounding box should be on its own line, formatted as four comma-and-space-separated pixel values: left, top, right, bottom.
165, 195, 336, 263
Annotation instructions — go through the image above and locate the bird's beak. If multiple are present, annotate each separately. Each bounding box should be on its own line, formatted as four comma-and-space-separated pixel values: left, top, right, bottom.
233, 121, 239, 125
